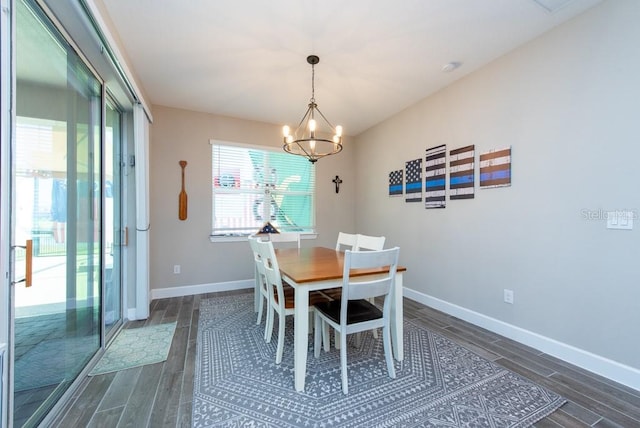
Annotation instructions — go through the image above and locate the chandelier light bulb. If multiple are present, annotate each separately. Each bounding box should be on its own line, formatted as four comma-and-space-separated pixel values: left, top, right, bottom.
335, 125, 342, 137
283, 125, 290, 137
309, 119, 316, 132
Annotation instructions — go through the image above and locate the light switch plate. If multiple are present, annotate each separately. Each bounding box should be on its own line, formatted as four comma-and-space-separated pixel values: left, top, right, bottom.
607, 211, 634, 230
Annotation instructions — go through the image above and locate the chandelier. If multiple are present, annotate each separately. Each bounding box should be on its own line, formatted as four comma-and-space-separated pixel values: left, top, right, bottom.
282, 55, 343, 163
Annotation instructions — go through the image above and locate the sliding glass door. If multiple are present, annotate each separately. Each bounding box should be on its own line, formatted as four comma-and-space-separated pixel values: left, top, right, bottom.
104, 99, 123, 340
12, 1, 102, 425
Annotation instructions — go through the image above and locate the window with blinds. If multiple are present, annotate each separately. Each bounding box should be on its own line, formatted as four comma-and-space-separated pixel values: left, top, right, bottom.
211, 141, 315, 237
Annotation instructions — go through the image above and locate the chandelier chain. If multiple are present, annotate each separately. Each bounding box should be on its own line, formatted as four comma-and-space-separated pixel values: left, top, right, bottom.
310, 63, 315, 103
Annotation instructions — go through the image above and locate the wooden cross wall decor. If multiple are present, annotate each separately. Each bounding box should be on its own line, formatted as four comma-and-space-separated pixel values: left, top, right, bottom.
332, 175, 343, 194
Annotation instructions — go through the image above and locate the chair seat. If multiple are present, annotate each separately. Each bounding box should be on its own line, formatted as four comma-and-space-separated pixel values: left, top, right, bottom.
274, 286, 333, 309
314, 299, 382, 325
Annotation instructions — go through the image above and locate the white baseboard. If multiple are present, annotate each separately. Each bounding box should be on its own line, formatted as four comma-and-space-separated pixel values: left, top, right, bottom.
125, 279, 253, 321
404, 287, 640, 392
150, 279, 253, 300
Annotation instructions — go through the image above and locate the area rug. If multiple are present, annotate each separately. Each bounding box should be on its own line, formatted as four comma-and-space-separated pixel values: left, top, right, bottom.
193, 294, 564, 427
89, 321, 176, 376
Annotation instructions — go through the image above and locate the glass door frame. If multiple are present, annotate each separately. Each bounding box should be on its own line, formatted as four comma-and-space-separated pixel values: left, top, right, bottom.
103, 93, 124, 345
1, 0, 14, 426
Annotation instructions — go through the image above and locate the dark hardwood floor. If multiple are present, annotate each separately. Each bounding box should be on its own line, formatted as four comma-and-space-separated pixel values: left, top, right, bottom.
52, 290, 640, 427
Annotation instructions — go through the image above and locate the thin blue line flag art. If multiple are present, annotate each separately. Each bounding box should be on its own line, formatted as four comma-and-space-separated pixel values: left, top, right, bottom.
480, 147, 511, 188
405, 158, 423, 203
389, 169, 403, 197
449, 145, 475, 200
425, 145, 446, 209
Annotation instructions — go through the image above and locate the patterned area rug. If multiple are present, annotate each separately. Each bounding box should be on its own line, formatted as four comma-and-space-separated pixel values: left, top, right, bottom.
193, 294, 565, 427
89, 322, 176, 375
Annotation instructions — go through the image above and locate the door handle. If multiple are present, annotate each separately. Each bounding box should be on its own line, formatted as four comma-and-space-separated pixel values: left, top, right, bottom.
12, 239, 33, 287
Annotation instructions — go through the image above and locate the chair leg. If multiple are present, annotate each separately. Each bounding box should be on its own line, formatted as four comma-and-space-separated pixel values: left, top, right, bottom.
334, 330, 341, 349
256, 292, 264, 325
314, 312, 321, 358
265, 306, 275, 343
275, 312, 285, 364
264, 301, 272, 341
383, 324, 396, 379
340, 331, 348, 394
322, 321, 330, 352
368, 297, 379, 339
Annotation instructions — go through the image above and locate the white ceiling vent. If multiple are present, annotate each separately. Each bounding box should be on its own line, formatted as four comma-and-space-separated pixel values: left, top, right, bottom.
531, 0, 575, 13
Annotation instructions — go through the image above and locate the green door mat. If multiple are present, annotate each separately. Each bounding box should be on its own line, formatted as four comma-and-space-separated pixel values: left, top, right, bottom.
89, 322, 176, 376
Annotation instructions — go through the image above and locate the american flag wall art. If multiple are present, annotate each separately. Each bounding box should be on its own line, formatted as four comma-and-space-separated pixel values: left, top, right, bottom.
425, 145, 446, 209
389, 169, 403, 197
405, 158, 423, 203
449, 145, 475, 200
480, 147, 511, 188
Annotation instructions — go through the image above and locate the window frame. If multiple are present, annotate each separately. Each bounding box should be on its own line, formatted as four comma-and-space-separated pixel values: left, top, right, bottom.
209, 139, 317, 242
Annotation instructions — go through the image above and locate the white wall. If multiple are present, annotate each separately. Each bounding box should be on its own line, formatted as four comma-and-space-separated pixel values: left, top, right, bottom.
354, 0, 640, 387
148, 105, 356, 295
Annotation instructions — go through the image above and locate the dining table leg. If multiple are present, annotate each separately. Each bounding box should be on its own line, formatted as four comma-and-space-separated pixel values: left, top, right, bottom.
390, 272, 404, 361
294, 285, 310, 392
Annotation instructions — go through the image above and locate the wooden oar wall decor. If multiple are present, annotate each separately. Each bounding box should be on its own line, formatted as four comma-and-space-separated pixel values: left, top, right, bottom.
179, 160, 188, 220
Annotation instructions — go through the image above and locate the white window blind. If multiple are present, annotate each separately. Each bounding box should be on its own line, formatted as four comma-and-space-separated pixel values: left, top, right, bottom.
211, 141, 315, 237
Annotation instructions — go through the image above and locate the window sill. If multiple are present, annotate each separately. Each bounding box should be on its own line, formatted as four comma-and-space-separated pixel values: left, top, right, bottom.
209, 233, 318, 243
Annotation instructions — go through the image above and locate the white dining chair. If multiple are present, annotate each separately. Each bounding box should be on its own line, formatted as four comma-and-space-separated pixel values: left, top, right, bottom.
314, 247, 400, 394
335, 232, 358, 251
268, 232, 301, 248
331, 233, 386, 344
325, 232, 358, 302
267, 232, 300, 290
248, 235, 271, 339
255, 238, 332, 364
355, 234, 385, 251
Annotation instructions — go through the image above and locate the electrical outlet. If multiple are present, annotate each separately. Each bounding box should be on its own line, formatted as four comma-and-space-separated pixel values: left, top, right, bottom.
173, 265, 181, 274
503, 289, 514, 304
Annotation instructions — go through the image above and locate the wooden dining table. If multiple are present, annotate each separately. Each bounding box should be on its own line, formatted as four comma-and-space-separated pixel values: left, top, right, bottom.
275, 246, 406, 392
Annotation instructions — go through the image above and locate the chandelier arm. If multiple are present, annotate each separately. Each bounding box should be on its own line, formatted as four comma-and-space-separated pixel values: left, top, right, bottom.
292, 141, 314, 159
294, 106, 313, 135
312, 106, 338, 132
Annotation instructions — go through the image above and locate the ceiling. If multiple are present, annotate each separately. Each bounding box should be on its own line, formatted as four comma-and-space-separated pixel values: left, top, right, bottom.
101, 0, 602, 136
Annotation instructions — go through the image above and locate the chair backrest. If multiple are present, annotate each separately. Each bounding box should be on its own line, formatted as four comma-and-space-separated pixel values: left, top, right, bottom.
255, 238, 286, 311
354, 234, 385, 251
335, 232, 358, 251
248, 235, 261, 262
341, 247, 400, 303
248, 235, 267, 288
268, 232, 301, 248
